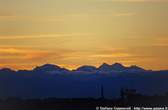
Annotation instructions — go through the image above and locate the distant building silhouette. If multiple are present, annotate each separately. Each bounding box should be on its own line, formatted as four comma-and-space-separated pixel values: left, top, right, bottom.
120, 88, 137, 100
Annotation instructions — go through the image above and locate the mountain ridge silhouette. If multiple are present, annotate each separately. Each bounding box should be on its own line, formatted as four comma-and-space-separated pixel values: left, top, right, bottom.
0, 62, 168, 99
0, 62, 151, 73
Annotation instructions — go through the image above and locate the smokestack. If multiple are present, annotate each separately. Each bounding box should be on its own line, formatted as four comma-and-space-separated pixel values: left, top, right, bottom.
101, 85, 104, 99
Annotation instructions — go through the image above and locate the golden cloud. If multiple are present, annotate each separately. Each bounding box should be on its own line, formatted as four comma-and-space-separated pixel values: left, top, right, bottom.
152, 37, 168, 47
89, 53, 133, 58
0, 33, 93, 40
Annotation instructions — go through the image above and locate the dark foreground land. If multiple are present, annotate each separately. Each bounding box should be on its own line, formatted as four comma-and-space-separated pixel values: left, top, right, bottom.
1, 95, 168, 110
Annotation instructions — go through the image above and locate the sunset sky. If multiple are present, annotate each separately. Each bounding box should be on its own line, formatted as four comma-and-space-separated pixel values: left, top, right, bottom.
0, 0, 168, 70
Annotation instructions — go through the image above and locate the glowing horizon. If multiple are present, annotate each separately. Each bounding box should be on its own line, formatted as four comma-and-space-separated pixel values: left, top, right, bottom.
0, 0, 168, 70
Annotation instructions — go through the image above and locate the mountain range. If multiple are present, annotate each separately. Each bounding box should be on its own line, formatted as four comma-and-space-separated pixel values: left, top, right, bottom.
0, 63, 147, 74
0, 63, 168, 99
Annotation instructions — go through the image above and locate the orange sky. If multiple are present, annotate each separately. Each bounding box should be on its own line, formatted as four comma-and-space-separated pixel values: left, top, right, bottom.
0, 0, 168, 70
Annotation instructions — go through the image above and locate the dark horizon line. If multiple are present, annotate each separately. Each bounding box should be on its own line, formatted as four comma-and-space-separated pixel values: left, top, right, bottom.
0, 62, 167, 72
